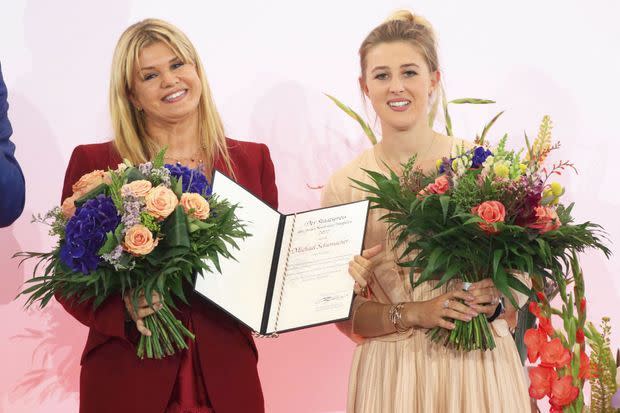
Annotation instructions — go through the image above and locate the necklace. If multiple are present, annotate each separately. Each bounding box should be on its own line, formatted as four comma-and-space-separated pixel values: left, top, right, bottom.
163, 146, 205, 165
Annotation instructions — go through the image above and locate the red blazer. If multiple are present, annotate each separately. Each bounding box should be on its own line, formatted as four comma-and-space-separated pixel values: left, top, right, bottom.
59, 138, 278, 413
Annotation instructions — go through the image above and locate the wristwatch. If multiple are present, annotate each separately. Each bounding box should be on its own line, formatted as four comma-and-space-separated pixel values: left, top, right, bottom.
487, 296, 505, 322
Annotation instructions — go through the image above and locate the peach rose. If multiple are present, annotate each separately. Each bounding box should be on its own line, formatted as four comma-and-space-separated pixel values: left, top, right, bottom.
145, 185, 179, 220
471, 200, 506, 234
61, 194, 78, 218
123, 224, 158, 256
527, 206, 561, 234
71, 170, 110, 196
121, 180, 153, 197
180, 193, 210, 220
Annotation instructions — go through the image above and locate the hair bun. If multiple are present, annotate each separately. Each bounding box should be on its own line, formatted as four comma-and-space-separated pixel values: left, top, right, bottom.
386, 10, 434, 34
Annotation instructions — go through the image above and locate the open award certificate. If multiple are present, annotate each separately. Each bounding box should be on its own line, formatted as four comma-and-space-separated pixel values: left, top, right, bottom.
194, 171, 369, 335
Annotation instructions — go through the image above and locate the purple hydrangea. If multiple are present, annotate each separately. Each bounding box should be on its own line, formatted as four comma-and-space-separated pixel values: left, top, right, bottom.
471, 146, 493, 168
59, 195, 120, 274
165, 163, 212, 196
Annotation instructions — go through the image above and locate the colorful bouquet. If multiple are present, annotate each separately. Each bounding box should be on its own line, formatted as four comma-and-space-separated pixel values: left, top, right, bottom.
354, 116, 610, 351
16, 150, 248, 359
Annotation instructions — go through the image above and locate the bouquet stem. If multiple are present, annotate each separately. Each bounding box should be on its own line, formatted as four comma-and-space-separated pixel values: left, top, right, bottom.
427, 313, 496, 351
136, 303, 195, 359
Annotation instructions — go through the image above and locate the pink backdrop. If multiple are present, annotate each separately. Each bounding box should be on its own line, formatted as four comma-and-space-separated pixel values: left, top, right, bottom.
1, 1, 619, 412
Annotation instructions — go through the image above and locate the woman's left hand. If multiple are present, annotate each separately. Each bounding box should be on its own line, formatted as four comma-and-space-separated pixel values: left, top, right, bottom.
465, 278, 502, 317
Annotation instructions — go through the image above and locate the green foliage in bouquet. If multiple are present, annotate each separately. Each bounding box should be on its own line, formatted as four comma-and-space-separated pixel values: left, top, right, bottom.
15, 150, 249, 359
351, 117, 610, 351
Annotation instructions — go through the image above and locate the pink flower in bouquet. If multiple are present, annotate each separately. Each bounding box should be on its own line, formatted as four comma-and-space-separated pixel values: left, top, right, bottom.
471, 201, 505, 234
524, 327, 548, 362
427, 175, 450, 194
540, 338, 572, 369
418, 175, 450, 198
123, 224, 158, 256
549, 375, 579, 409
527, 206, 561, 233
180, 193, 210, 220
145, 186, 179, 220
121, 180, 153, 197
61, 170, 111, 218
529, 366, 558, 399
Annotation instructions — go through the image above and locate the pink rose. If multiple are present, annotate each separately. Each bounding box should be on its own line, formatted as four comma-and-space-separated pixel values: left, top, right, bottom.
180, 193, 210, 220
121, 180, 153, 197
145, 186, 179, 220
527, 206, 561, 234
71, 170, 110, 196
471, 201, 506, 234
421, 175, 450, 196
123, 224, 158, 256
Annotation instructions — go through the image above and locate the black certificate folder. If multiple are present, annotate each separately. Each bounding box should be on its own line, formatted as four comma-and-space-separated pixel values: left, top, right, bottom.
194, 170, 370, 335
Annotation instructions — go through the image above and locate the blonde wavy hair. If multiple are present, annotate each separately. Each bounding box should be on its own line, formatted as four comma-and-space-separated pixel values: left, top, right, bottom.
359, 10, 442, 120
109, 18, 233, 175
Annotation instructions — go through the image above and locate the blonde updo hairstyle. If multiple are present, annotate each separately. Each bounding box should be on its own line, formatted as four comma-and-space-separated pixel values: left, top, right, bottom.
359, 10, 441, 120
109, 18, 234, 174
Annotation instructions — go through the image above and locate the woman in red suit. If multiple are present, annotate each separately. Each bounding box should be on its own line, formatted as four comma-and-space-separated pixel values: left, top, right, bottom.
59, 19, 277, 413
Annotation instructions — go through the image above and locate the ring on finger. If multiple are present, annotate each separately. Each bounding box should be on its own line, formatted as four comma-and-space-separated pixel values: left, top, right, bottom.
462, 282, 472, 291
443, 299, 450, 309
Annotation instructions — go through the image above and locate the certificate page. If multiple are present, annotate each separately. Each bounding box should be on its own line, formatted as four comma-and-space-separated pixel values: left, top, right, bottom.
266, 201, 369, 333
195, 171, 280, 332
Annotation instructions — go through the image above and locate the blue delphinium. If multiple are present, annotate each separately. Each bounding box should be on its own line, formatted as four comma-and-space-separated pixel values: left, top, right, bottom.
59, 195, 120, 274
471, 146, 493, 168
165, 163, 212, 196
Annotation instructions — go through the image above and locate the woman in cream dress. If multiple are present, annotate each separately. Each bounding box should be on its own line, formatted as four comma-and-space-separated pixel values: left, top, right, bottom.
321, 11, 531, 413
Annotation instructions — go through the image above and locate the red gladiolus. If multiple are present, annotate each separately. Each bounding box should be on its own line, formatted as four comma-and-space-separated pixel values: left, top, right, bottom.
529, 301, 542, 318
549, 406, 564, 413
550, 375, 579, 408
579, 351, 591, 379
528, 366, 558, 399
579, 298, 586, 313
539, 316, 555, 337
576, 328, 585, 345
540, 338, 572, 368
536, 292, 546, 302
524, 327, 548, 362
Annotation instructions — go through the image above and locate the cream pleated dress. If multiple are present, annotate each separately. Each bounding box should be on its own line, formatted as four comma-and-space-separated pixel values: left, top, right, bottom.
321, 136, 531, 413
